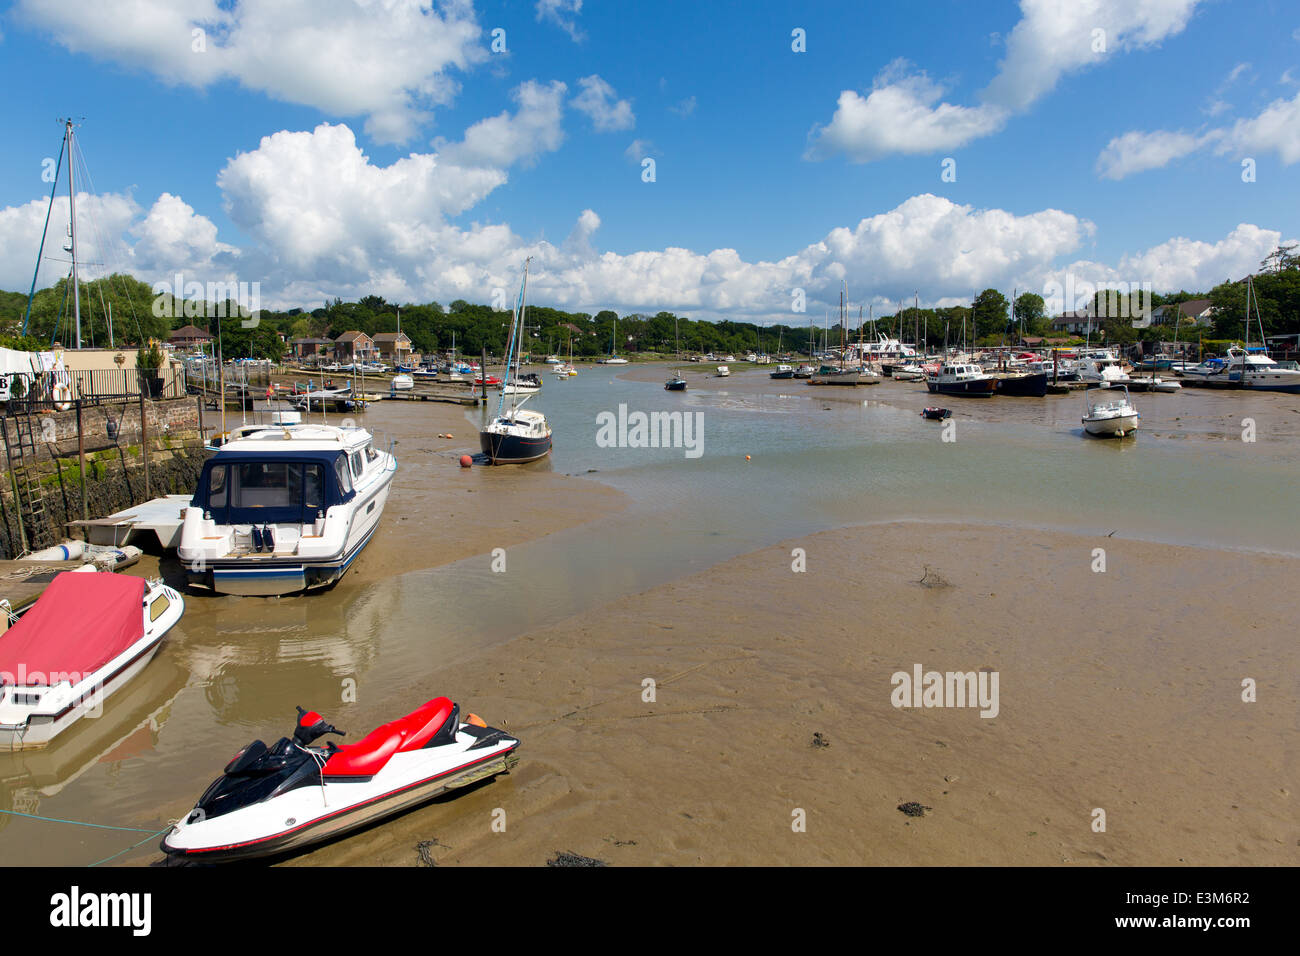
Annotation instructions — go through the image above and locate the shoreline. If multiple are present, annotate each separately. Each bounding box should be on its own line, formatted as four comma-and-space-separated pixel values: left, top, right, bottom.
291, 519, 1295, 867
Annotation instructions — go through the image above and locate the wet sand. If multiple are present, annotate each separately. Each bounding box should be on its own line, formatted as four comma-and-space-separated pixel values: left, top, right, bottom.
292, 521, 1295, 867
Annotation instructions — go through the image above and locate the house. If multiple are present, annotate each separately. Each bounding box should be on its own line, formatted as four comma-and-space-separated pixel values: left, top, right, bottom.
1149, 298, 1214, 327
167, 324, 213, 348
372, 331, 412, 364
334, 330, 375, 363
290, 337, 335, 362
1050, 310, 1097, 335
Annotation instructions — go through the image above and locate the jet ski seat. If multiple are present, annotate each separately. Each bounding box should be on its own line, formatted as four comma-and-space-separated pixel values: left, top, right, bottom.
322, 697, 455, 777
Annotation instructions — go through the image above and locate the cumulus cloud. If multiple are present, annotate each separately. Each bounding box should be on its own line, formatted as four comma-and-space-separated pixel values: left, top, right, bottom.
571, 75, 635, 132
1216, 90, 1300, 164
806, 64, 1008, 162
438, 79, 567, 168
14, 0, 485, 145
809, 0, 1204, 162
0, 192, 140, 293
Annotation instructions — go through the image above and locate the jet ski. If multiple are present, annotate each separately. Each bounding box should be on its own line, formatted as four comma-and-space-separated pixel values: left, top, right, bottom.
162, 697, 519, 862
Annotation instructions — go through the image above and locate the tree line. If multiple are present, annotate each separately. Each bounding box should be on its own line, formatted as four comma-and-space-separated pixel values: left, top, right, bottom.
2, 244, 1295, 358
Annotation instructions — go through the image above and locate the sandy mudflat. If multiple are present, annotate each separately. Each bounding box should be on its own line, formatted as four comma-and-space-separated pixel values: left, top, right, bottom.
292, 520, 1295, 867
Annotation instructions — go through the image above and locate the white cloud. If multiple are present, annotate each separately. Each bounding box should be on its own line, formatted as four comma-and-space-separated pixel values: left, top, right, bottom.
438, 80, 567, 168
572, 75, 635, 132
535, 0, 584, 42
1101, 89, 1300, 179
806, 63, 1007, 162
670, 96, 697, 117
14, 0, 485, 145
624, 139, 655, 163
131, 193, 237, 273
810, 0, 1204, 162
1095, 129, 1204, 179
1217, 90, 1300, 164
0, 192, 140, 293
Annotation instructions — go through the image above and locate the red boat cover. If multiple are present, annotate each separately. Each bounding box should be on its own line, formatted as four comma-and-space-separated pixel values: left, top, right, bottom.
0, 572, 147, 686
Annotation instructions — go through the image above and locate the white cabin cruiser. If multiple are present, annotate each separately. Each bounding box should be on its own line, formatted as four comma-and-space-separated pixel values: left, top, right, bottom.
1082, 385, 1139, 437
178, 423, 396, 596
0, 572, 183, 749
1181, 346, 1300, 392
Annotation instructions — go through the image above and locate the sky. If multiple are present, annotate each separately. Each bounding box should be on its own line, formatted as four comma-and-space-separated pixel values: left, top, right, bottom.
0, 0, 1297, 323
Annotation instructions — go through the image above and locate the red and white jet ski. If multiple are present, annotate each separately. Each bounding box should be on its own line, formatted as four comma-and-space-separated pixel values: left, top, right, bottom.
162, 697, 519, 862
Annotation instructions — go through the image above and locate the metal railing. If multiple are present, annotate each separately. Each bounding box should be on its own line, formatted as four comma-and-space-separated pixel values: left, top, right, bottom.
3, 367, 188, 412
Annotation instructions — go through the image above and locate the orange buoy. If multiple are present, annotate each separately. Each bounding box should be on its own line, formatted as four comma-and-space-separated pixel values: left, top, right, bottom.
459, 455, 472, 468
445, 433, 454, 439
465, 713, 487, 728
745, 454, 751, 461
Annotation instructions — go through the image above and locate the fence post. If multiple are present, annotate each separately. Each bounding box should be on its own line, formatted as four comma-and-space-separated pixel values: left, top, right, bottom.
76, 401, 87, 522
139, 390, 150, 500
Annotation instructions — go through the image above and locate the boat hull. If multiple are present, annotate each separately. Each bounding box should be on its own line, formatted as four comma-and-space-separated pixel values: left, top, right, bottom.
1082, 413, 1139, 437
0, 640, 163, 750
994, 372, 1048, 397
927, 379, 997, 396
479, 430, 552, 464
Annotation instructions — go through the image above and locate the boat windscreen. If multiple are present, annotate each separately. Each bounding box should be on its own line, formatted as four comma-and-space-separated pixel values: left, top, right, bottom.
196, 452, 348, 524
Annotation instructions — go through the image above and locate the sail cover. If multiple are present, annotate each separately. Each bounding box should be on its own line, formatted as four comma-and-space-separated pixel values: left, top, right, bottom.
0, 573, 147, 686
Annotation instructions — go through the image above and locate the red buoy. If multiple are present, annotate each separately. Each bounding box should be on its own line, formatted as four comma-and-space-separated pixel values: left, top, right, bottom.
459, 455, 472, 468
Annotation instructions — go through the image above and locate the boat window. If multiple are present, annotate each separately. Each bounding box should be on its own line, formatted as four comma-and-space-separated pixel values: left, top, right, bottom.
230, 462, 298, 509
365, 442, 378, 463
303, 464, 324, 510
350, 452, 363, 478
207, 465, 228, 509
149, 593, 170, 623
334, 455, 353, 494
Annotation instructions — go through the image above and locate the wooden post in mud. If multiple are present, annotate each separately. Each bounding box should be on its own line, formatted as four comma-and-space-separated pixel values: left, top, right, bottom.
481, 347, 488, 404
139, 390, 150, 499
76, 401, 87, 522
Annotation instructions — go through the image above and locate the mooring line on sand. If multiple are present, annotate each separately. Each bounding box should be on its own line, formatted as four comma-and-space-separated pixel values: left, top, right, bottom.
86, 825, 174, 868
0, 807, 161, 832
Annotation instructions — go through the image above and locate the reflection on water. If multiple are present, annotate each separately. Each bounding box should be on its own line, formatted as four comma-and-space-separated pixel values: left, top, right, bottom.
3, 366, 1297, 864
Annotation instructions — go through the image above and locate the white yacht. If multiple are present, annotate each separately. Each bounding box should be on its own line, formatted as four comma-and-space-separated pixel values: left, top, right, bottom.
178, 423, 396, 596
1181, 346, 1300, 392
1082, 385, 1139, 437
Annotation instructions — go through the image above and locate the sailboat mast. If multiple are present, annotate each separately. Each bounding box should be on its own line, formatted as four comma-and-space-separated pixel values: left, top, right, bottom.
65, 120, 82, 349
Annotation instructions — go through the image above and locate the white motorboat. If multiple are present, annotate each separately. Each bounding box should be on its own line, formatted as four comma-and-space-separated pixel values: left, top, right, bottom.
716, 365, 731, 377
389, 374, 414, 391
0, 571, 183, 749
1082, 385, 1139, 437
178, 423, 397, 596
1182, 346, 1300, 392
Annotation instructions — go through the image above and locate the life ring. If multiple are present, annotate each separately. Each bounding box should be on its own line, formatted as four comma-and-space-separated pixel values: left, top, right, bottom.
52, 381, 72, 412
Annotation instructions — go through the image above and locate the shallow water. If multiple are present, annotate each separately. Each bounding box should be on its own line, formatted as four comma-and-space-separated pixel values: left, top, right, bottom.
1, 365, 1295, 865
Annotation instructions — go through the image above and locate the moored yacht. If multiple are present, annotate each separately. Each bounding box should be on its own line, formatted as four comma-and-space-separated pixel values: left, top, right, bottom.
480, 258, 553, 464
178, 423, 396, 596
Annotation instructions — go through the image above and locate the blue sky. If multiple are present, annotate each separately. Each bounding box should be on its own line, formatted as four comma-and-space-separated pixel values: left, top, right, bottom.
0, 0, 1296, 321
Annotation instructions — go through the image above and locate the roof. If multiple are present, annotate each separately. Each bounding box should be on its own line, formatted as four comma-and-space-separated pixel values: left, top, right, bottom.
372, 332, 410, 343
291, 337, 334, 345
335, 330, 371, 342
1154, 298, 1213, 317
218, 423, 370, 453
168, 324, 213, 341
0, 572, 146, 685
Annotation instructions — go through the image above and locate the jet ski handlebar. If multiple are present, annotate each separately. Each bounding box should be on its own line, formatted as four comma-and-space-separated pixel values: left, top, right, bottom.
293, 706, 346, 746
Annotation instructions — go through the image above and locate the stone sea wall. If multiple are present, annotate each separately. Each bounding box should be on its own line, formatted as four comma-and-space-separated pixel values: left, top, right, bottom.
0, 397, 209, 557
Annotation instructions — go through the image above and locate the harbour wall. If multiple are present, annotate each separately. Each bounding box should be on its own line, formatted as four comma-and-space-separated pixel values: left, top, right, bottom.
0, 397, 207, 557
